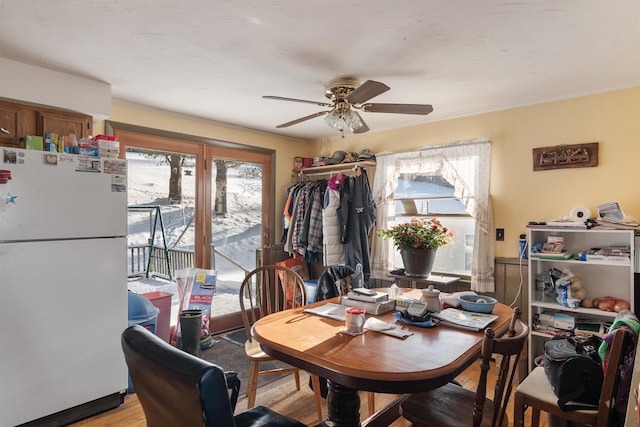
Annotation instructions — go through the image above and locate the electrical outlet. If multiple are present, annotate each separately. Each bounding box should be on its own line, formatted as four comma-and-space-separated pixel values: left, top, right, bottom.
496, 228, 505, 241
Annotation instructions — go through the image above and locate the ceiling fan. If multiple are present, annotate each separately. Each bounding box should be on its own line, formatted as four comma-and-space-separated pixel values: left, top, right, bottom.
263, 77, 433, 136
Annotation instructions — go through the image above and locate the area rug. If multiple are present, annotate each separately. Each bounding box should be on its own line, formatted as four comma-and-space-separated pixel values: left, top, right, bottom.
202, 330, 291, 395
220, 328, 250, 346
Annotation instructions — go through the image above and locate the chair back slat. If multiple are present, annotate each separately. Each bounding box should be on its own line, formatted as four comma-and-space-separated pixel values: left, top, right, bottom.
596, 327, 627, 427
474, 307, 529, 427
239, 265, 307, 343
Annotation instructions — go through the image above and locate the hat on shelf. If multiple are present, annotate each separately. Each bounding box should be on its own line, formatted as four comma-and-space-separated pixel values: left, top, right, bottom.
342, 152, 359, 163
357, 148, 376, 162
326, 150, 347, 165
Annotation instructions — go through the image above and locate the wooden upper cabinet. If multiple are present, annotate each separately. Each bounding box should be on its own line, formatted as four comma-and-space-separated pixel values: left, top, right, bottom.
0, 100, 93, 148
0, 101, 24, 147
37, 110, 92, 140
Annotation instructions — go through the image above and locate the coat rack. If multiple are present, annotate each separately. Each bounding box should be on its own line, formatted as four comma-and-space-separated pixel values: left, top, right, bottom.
294, 160, 376, 182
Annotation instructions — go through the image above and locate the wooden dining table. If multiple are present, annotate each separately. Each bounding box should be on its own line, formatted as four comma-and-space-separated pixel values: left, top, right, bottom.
252, 288, 515, 427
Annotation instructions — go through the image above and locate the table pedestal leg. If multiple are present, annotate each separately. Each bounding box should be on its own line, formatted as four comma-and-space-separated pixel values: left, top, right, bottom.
326, 380, 361, 427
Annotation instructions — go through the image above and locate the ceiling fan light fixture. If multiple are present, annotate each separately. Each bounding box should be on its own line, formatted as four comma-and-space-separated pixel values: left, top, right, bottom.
343, 109, 366, 132
324, 110, 344, 132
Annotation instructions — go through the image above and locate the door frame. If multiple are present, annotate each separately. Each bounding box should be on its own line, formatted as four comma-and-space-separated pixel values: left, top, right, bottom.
107, 121, 275, 333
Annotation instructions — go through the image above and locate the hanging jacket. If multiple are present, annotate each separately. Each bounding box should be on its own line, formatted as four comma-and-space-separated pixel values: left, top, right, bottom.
343, 170, 376, 280
305, 180, 326, 259
323, 185, 345, 266
314, 265, 355, 302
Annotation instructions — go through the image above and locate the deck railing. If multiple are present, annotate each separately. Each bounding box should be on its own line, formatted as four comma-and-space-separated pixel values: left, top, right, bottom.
128, 244, 249, 280
128, 244, 197, 280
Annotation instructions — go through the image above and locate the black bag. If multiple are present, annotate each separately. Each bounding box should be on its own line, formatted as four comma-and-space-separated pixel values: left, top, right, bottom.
543, 336, 604, 411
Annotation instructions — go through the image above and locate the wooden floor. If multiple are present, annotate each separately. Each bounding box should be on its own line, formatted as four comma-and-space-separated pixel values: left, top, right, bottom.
71, 358, 549, 427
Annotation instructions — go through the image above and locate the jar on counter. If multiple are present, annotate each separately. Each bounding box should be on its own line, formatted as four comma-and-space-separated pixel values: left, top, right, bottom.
420, 285, 442, 313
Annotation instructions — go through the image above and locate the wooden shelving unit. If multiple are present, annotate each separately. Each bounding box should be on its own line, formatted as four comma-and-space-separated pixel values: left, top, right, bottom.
526, 227, 636, 370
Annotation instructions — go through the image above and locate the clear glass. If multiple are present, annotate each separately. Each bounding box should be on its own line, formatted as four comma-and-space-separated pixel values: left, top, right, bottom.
126, 147, 196, 276
392, 171, 474, 276
209, 158, 263, 317
343, 109, 365, 132
324, 110, 343, 132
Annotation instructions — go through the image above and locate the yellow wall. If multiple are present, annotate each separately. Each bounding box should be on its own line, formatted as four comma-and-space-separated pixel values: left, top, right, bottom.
321, 87, 640, 258
98, 87, 640, 259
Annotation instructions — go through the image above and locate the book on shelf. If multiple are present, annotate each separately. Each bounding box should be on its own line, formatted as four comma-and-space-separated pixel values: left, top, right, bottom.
526, 222, 586, 229
431, 308, 499, 331
594, 219, 640, 230
582, 254, 630, 263
532, 324, 574, 337
342, 297, 395, 315
303, 303, 347, 321
578, 246, 631, 263
544, 220, 587, 228
346, 290, 389, 303
530, 251, 573, 260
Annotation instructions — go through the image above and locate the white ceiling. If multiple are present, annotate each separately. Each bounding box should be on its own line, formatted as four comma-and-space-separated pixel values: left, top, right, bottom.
1, 0, 639, 141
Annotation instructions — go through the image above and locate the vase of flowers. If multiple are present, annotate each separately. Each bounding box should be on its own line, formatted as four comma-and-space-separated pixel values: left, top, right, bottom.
377, 217, 453, 277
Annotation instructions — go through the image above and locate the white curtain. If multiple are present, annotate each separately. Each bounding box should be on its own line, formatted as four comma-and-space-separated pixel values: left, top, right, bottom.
371, 138, 494, 292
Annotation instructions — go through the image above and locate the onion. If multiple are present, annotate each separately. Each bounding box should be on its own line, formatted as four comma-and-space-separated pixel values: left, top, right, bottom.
597, 299, 615, 311
613, 299, 630, 312
581, 298, 593, 308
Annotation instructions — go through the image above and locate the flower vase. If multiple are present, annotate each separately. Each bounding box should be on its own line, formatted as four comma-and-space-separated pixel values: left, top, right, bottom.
400, 248, 436, 278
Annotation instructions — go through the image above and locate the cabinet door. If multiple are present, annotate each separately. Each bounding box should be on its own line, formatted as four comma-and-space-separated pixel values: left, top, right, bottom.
37, 110, 92, 139
0, 101, 24, 147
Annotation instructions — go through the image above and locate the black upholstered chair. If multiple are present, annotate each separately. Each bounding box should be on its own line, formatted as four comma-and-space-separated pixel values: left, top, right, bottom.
122, 325, 306, 427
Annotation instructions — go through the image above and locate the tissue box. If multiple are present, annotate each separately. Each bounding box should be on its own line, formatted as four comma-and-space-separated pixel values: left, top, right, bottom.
79, 147, 99, 157
538, 312, 575, 330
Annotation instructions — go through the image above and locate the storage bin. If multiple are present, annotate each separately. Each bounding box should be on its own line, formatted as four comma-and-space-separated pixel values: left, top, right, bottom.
127, 292, 160, 393
142, 291, 173, 343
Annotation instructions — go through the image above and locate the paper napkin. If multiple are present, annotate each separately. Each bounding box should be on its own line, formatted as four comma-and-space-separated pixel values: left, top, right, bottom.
364, 317, 413, 339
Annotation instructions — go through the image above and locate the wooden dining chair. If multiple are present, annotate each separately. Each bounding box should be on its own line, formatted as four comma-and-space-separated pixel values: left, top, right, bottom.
399, 307, 529, 427
513, 327, 628, 427
238, 265, 324, 421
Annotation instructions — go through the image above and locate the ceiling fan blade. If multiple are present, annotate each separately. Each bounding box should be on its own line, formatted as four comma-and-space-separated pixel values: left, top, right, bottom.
275, 110, 330, 128
346, 80, 390, 104
362, 103, 433, 115
263, 95, 331, 107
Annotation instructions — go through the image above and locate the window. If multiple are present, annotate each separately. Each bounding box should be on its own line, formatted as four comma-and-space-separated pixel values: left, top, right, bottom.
393, 172, 475, 275
371, 139, 494, 292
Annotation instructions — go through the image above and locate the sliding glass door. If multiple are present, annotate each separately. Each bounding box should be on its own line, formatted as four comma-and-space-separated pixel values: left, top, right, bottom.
113, 124, 273, 334
205, 146, 272, 332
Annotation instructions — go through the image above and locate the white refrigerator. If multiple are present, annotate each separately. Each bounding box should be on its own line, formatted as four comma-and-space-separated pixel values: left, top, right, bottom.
0, 147, 128, 426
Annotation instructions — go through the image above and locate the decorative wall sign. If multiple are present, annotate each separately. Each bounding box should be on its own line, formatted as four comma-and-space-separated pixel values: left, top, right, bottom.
532, 142, 598, 171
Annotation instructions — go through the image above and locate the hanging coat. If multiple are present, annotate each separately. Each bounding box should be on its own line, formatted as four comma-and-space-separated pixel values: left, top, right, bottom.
343, 170, 376, 280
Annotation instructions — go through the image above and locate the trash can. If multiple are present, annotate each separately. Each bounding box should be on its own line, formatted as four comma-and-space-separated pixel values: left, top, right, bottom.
127, 291, 160, 393
128, 291, 159, 334
142, 291, 173, 343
